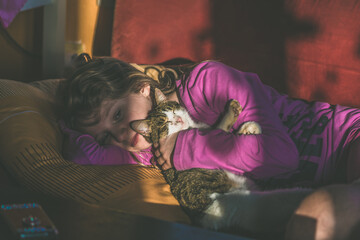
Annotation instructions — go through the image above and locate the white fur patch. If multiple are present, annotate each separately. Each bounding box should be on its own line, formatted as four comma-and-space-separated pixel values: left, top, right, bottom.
164, 109, 209, 135
201, 189, 254, 231
238, 121, 262, 135
224, 171, 260, 191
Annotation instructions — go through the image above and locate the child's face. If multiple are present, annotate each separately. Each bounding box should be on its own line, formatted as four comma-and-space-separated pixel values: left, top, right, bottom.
79, 87, 153, 152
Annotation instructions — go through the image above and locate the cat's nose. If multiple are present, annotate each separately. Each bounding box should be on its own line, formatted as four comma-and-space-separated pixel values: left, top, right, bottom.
175, 116, 183, 124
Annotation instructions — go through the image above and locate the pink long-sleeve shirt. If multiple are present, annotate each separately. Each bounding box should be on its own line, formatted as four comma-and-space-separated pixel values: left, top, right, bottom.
62, 61, 360, 185
172, 62, 299, 180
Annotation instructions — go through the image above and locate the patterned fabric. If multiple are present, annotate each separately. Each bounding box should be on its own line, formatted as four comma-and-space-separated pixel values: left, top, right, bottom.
0, 79, 41, 98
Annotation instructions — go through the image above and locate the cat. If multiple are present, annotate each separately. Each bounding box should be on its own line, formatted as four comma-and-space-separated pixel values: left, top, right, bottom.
130, 88, 261, 215
130, 88, 312, 237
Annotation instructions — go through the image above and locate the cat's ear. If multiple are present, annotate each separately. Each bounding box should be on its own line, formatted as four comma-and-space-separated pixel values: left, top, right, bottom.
154, 88, 167, 105
130, 120, 151, 137
140, 85, 151, 98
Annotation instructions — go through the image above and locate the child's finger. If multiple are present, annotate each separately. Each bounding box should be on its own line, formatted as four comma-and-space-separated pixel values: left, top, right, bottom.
154, 149, 161, 158
161, 162, 172, 170
156, 158, 165, 166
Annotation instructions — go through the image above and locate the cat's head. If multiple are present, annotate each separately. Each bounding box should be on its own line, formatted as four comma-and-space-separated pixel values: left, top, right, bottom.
130, 88, 188, 144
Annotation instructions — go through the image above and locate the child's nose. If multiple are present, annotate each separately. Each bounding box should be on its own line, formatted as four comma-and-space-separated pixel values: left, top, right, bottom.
111, 128, 127, 143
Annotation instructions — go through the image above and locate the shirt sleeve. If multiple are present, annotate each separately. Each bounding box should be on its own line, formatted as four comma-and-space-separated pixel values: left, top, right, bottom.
59, 120, 150, 166
173, 61, 299, 180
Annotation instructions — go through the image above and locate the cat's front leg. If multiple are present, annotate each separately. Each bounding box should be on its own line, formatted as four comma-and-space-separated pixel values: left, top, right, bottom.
217, 100, 242, 132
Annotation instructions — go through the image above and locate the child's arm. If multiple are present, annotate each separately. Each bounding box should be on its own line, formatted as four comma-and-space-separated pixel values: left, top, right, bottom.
171, 61, 299, 180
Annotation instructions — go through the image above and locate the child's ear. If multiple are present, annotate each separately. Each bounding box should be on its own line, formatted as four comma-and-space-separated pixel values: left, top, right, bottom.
154, 88, 167, 105
130, 120, 151, 137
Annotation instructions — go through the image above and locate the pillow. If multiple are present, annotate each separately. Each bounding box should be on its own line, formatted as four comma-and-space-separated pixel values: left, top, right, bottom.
0, 79, 190, 224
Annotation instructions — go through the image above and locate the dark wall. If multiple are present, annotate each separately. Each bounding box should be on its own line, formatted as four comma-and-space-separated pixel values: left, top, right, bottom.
111, 0, 360, 107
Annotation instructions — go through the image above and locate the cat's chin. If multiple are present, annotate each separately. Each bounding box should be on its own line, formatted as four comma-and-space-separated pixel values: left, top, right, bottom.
168, 124, 187, 135
181, 122, 190, 130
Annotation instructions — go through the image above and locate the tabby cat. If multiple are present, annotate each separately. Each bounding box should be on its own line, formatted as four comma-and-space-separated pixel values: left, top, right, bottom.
130, 89, 258, 207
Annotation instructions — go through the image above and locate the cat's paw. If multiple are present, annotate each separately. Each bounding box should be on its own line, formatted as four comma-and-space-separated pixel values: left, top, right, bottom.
238, 121, 262, 135
217, 100, 243, 132
229, 100, 242, 118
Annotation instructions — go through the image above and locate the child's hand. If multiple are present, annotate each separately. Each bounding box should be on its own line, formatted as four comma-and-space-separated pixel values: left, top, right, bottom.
153, 132, 179, 170
58, 120, 83, 138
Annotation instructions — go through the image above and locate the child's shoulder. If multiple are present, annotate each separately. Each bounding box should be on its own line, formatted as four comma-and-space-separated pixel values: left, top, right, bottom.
190, 61, 231, 79
197, 60, 226, 69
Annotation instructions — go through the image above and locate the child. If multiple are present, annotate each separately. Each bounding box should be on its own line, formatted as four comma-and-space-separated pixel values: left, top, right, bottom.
59, 53, 360, 239
59, 53, 299, 182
